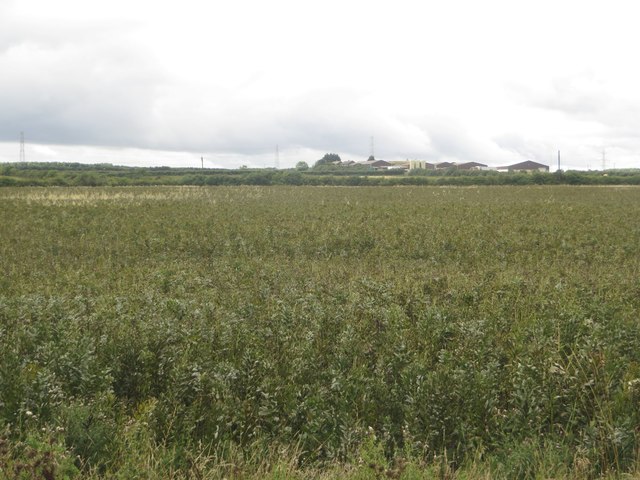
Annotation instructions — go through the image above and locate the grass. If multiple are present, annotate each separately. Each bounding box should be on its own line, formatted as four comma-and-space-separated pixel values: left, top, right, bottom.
1, 185, 640, 478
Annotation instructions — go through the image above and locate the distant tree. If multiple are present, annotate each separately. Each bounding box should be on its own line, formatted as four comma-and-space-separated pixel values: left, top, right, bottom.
314, 153, 342, 168
295, 161, 309, 171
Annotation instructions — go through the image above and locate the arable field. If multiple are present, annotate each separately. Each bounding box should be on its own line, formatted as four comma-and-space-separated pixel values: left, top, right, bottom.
1, 185, 640, 479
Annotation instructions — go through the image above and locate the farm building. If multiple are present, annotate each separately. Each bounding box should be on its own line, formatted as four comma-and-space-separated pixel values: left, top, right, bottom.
361, 159, 392, 170
408, 160, 435, 170
497, 161, 549, 173
435, 162, 457, 170
387, 161, 410, 170
457, 162, 489, 170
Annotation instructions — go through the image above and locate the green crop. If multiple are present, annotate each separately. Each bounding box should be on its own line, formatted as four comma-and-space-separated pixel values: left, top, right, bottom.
1, 185, 639, 479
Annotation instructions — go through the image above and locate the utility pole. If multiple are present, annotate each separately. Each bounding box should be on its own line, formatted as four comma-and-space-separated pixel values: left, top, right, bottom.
275, 145, 280, 169
19, 132, 25, 162
201, 156, 204, 169
370, 136, 375, 159
557, 150, 561, 171
602, 148, 606, 171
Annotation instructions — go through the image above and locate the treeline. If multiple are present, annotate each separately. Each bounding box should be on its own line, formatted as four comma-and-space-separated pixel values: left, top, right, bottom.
1, 162, 640, 187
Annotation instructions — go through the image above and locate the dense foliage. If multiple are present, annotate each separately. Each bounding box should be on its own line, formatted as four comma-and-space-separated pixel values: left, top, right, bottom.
314, 153, 342, 167
1, 185, 640, 478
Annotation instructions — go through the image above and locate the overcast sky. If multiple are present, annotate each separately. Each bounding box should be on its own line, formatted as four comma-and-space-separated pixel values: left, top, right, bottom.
1, 0, 640, 169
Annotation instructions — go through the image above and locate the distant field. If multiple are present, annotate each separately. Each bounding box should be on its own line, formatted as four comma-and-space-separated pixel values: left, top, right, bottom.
1, 185, 640, 479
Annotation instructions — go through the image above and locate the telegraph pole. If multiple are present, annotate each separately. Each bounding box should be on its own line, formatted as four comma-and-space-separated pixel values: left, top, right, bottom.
19, 132, 25, 162
275, 145, 280, 169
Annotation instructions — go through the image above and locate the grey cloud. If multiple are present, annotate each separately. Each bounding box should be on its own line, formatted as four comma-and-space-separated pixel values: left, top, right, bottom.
1, 28, 438, 159
1, 24, 121, 53
519, 73, 640, 142
538, 76, 608, 116
154, 91, 530, 166
277, 90, 432, 159
14, 14, 636, 170
493, 133, 554, 163
0, 12, 531, 165
149, 88, 433, 159
419, 117, 518, 165
0, 17, 170, 147
501, 73, 640, 168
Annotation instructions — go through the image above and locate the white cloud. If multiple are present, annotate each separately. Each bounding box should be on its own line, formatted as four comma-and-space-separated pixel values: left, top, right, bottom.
1, 0, 640, 169
509, 71, 640, 168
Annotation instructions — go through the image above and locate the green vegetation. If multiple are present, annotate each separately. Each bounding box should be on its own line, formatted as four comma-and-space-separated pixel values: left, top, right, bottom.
2, 162, 640, 187
314, 153, 342, 167
1, 185, 640, 478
